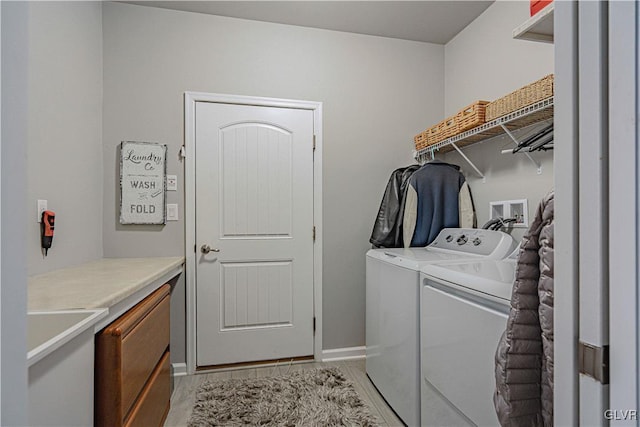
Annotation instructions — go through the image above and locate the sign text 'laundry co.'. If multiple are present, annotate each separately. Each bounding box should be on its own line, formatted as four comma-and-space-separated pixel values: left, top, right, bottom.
119, 141, 167, 225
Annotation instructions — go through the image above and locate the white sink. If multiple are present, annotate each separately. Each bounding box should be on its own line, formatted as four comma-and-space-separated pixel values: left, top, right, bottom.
27, 309, 107, 366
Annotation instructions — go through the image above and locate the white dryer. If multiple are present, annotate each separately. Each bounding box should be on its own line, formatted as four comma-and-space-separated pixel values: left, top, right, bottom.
419, 252, 518, 427
366, 228, 516, 427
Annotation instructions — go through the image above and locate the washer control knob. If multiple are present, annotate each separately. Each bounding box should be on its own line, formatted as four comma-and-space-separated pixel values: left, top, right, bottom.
446, 235, 453, 242
473, 238, 482, 246
456, 235, 468, 245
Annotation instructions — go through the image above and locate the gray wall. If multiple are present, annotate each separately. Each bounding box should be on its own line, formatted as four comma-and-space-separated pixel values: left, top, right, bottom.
442, 0, 554, 241
443, 1, 554, 116
12, 1, 551, 367
3, 3, 103, 420
2, 2, 28, 424
102, 2, 444, 351
27, 2, 103, 275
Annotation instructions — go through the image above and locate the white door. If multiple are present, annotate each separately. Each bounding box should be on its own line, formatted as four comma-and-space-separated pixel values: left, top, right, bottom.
194, 101, 315, 367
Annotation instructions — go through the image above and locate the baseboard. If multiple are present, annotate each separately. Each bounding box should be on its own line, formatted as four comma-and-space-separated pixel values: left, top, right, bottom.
321, 346, 366, 362
173, 350, 365, 373
171, 362, 188, 377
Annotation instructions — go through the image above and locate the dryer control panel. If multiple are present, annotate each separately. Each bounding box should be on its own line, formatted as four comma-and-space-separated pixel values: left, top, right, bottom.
428, 228, 517, 259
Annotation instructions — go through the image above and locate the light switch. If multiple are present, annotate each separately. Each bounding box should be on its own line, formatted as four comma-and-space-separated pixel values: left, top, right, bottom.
166, 203, 179, 221
166, 175, 177, 191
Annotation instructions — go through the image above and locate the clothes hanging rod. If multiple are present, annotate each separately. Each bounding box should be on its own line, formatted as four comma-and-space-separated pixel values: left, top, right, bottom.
499, 124, 542, 172
501, 146, 554, 154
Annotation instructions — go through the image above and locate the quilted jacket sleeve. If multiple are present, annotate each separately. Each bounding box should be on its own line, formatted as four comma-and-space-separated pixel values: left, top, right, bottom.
538, 194, 554, 426
494, 191, 554, 427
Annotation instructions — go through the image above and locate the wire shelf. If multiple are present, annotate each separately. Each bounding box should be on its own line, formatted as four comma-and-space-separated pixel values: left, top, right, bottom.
416, 97, 554, 159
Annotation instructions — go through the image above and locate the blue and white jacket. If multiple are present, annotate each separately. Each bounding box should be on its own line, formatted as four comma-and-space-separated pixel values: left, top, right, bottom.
402, 160, 476, 247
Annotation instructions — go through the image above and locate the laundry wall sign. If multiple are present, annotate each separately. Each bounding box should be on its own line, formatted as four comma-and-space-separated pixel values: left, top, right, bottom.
120, 141, 167, 224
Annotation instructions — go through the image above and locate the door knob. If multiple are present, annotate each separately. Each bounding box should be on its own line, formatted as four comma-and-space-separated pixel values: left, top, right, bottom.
201, 244, 220, 254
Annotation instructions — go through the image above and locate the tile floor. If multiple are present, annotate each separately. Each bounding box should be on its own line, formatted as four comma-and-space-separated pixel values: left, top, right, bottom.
163, 359, 404, 426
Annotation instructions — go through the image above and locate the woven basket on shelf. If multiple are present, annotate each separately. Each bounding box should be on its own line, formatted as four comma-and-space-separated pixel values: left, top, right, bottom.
437, 116, 458, 140
414, 120, 446, 151
414, 100, 490, 151
456, 101, 490, 132
413, 131, 429, 150
426, 124, 441, 145
485, 74, 554, 122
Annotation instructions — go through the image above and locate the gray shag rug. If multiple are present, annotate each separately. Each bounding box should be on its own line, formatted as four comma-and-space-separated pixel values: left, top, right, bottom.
188, 366, 381, 426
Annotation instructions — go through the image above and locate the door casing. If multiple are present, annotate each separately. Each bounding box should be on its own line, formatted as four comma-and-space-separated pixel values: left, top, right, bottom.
555, 1, 640, 422
184, 92, 323, 374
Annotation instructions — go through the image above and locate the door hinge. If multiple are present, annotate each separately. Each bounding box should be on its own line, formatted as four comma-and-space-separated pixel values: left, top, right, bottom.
312, 226, 316, 242
194, 244, 197, 253
313, 135, 316, 151
578, 341, 609, 384
313, 317, 316, 335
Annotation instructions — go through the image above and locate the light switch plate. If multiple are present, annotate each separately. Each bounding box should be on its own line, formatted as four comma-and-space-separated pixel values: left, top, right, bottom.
166, 175, 177, 191
166, 203, 179, 221
37, 200, 47, 222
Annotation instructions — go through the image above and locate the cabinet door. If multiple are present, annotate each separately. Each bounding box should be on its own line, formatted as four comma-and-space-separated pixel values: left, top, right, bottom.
95, 284, 170, 427
120, 294, 170, 415
124, 352, 171, 427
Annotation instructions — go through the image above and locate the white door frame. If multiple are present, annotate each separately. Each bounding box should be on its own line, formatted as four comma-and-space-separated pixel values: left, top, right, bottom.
556, 2, 640, 423
609, 0, 638, 421
576, 2, 610, 422
184, 92, 323, 374
554, 2, 579, 423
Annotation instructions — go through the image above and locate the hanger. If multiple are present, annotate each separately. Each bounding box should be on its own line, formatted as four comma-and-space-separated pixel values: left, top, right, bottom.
513, 123, 553, 153
527, 133, 554, 151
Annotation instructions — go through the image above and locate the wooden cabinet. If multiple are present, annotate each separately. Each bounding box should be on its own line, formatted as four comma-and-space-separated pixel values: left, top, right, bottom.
95, 284, 171, 427
125, 352, 171, 427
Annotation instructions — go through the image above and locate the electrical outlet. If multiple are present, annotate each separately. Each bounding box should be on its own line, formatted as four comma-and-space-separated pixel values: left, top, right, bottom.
37, 200, 47, 222
166, 175, 177, 191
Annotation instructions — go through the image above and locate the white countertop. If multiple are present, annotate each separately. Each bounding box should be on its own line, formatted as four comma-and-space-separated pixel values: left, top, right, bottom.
27, 309, 108, 367
28, 257, 184, 311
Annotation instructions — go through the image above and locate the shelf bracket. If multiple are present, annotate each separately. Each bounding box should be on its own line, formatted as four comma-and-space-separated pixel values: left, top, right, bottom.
499, 124, 543, 174
449, 142, 485, 182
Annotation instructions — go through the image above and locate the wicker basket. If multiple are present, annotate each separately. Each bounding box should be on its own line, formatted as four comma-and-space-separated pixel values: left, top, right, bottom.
437, 116, 458, 141
456, 101, 490, 132
485, 74, 554, 122
414, 111, 467, 151
414, 122, 442, 150
426, 124, 441, 145
413, 131, 429, 150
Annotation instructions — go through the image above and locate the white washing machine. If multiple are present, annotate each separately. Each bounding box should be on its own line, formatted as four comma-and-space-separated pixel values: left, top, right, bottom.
419, 251, 518, 427
366, 229, 517, 427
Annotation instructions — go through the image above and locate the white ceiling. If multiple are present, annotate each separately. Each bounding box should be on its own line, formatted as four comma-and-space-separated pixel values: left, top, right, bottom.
123, 1, 494, 44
